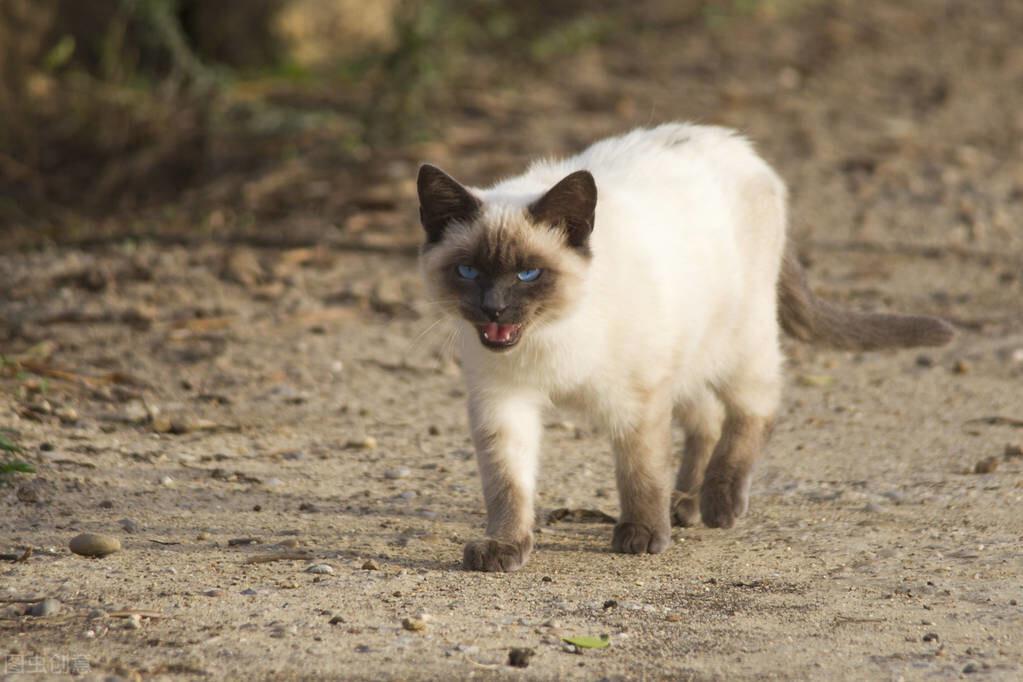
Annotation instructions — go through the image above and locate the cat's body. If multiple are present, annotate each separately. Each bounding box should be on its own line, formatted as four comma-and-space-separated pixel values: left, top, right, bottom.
418, 123, 953, 572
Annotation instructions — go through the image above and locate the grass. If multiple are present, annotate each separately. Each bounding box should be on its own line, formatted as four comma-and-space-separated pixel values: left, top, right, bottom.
0, 431, 35, 483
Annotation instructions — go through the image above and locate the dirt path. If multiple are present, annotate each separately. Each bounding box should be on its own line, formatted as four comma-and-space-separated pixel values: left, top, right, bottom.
2, 2, 1022, 680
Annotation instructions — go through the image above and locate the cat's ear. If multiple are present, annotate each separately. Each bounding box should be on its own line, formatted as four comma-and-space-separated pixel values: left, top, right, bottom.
528, 170, 597, 250
417, 164, 481, 244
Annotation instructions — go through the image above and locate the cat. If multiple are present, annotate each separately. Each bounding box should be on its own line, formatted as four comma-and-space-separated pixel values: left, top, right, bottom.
417, 123, 953, 572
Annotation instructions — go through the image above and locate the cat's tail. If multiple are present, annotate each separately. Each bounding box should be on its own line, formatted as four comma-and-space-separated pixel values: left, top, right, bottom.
777, 250, 955, 350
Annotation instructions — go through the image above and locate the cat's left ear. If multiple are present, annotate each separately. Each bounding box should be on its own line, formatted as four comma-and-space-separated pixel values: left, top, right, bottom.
417, 164, 481, 244
529, 170, 597, 251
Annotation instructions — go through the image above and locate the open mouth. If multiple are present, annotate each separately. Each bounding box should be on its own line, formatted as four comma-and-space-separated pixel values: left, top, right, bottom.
476, 322, 523, 351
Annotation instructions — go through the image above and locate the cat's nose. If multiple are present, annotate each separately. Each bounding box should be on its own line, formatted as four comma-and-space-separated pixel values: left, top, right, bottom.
481, 289, 508, 321
481, 303, 508, 321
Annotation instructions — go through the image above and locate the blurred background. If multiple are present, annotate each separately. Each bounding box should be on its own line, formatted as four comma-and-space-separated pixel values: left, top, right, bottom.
2, 0, 1020, 252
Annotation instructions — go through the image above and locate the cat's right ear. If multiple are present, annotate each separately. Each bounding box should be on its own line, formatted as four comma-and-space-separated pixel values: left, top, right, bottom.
417, 164, 481, 244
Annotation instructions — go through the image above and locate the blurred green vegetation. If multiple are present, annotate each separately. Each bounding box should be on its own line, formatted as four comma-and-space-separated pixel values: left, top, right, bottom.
0, 0, 809, 230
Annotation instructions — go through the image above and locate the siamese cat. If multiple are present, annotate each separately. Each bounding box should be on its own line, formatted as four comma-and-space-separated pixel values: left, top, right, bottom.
417, 123, 953, 572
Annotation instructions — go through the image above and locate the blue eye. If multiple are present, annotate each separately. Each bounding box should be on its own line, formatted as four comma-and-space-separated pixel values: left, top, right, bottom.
457, 264, 479, 280
517, 268, 542, 282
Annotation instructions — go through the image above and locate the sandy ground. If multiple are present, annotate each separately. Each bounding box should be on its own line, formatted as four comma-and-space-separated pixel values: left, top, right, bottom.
2, 1, 1023, 680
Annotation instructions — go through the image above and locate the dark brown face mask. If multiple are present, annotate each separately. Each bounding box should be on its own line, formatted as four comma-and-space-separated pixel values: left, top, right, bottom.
417, 164, 598, 351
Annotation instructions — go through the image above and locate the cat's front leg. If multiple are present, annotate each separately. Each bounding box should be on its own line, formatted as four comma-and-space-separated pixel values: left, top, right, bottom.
462, 391, 542, 572
611, 392, 674, 554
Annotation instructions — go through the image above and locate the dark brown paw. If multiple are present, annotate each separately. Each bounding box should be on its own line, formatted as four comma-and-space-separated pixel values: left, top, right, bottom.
611, 522, 670, 554
462, 537, 531, 572
670, 490, 701, 527
700, 466, 751, 528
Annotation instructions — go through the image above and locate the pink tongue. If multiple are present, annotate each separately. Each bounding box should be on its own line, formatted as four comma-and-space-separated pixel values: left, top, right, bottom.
484, 323, 517, 342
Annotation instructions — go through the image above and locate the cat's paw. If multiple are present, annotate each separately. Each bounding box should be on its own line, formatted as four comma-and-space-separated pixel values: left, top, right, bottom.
670, 490, 701, 527
699, 466, 751, 528
611, 522, 671, 554
462, 537, 532, 572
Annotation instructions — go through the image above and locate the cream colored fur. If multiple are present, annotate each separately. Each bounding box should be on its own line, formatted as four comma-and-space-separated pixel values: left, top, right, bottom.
426, 123, 790, 570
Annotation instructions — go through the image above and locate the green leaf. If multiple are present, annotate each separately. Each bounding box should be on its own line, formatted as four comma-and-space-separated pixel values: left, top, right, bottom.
562, 635, 610, 649
0, 432, 22, 454
44, 35, 76, 71
0, 460, 34, 475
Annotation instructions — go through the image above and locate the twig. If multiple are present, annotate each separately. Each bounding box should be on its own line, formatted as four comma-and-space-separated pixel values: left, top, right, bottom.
244, 552, 314, 564
964, 416, 1023, 428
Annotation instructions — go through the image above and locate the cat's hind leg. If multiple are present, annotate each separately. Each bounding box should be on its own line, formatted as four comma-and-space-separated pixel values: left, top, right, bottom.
671, 392, 724, 527
701, 343, 782, 529
610, 386, 674, 554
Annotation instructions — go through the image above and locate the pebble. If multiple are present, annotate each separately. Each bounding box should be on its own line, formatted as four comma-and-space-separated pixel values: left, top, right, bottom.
69, 533, 121, 558
306, 564, 334, 575
270, 624, 297, 638
974, 456, 999, 474
204, 589, 224, 597
385, 466, 411, 480
29, 598, 61, 617
160, 476, 175, 487
401, 616, 427, 632
348, 436, 378, 450
963, 662, 979, 674
125, 614, 142, 630
952, 360, 970, 374
361, 559, 380, 571
55, 407, 78, 424
863, 502, 884, 513
1005, 443, 1023, 459
118, 518, 140, 534
922, 632, 939, 642
508, 648, 535, 668
602, 599, 618, 610
915, 355, 934, 368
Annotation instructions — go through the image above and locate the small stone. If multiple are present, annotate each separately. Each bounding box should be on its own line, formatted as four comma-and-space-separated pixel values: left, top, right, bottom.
270, 624, 297, 638
29, 598, 61, 617
1004, 443, 1023, 459
602, 599, 618, 610
125, 614, 142, 630
348, 436, 377, 450
922, 632, 939, 642
428, 425, 440, 436
963, 662, 979, 674
329, 615, 346, 625
561, 642, 580, 654
118, 518, 140, 534
204, 589, 224, 597
863, 502, 884, 513
385, 466, 411, 480
974, 456, 999, 474
306, 564, 334, 575
69, 533, 121, 557
55, 407, 78, 424
240, 588, 258, 596
361, 559, 380, 571
160, 476, 175, 487
98, 499, 114, 509
402, 616, 427, 632
508, 647, 535, 668
298, 502, 319, 513
915, 355, 934, 368
952, 360, 970, 374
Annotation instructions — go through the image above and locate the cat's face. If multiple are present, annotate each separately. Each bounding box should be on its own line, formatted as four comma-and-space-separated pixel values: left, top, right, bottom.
418, 165, 596, 352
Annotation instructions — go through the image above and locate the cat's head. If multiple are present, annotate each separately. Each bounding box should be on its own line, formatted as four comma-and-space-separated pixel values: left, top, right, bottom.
417, 164, 596, 352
